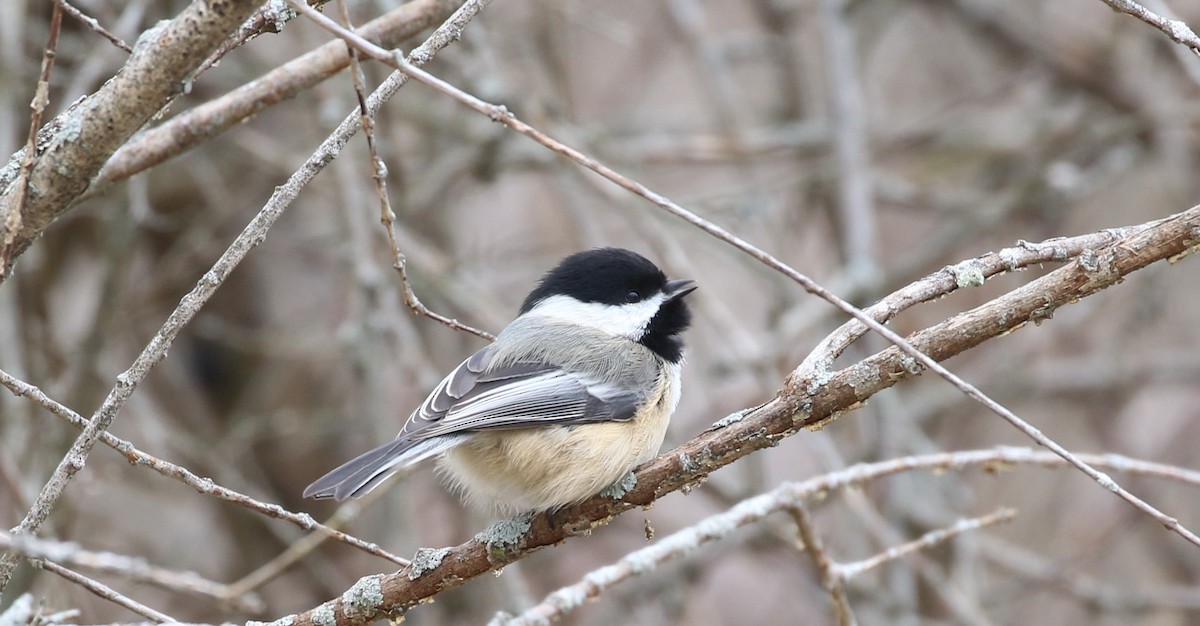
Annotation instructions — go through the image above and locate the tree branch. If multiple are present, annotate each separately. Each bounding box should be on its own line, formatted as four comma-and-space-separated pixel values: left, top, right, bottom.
0, 0, 264, 280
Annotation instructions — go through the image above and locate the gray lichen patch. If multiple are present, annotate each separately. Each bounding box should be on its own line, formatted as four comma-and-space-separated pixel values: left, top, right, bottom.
409, 546, 453, 580
342, 574, 385, 613
475, 512, 534, 564
949, 259, 985, 288
310, 602, 337, 626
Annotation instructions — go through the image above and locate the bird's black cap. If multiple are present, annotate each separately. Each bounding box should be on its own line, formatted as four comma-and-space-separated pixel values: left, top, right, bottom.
520, 248, 669, 312
520, 248, 696, 362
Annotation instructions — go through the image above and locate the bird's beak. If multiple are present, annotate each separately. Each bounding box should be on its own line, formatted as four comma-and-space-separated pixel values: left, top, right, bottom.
665, 279, 698, 301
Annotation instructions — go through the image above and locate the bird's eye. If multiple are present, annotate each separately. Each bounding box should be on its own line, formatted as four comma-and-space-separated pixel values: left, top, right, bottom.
626, 290, 641, 303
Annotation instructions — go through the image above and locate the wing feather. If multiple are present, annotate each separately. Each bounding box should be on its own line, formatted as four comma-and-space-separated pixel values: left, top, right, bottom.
400, 345, 645, 440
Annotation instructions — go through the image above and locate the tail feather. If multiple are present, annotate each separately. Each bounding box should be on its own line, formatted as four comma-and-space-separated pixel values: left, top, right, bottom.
303, 435, 466, 501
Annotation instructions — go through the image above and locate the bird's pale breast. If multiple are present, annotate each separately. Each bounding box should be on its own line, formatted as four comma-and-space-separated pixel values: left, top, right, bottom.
438, 363, 679, 513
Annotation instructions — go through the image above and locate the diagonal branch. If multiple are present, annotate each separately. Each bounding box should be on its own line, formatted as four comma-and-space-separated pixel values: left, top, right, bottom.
60, 0, 132, 52
833, 508, 1017, 580
37, 559, 176, 623
790, 504, 856, 626
1096, 0, 1200, 53
796, 218, 1171, 378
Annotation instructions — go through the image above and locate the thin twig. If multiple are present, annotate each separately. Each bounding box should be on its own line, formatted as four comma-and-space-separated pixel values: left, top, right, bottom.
834, 508, 1017, 579
284, 0, 1200, 549
223, 494, 382, 601
60, 0, 132, 52
1096, 0, 1200, 54
0, 368, 408, 569
820, 457, 992, 626
0, 531, 262, 613
339, 0, 494, 340
790, 505, 856, 626
1, 1, 63, 275
195, 0, 333, 76
35, 560, 175, 623
1140, 0, 1200, 86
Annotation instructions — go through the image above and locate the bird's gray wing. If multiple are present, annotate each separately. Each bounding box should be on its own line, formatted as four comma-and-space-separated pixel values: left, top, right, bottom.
401, 344, 644, 440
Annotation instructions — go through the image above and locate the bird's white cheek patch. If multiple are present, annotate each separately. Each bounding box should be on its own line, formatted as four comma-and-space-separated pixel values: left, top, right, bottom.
528, 294, 665, 339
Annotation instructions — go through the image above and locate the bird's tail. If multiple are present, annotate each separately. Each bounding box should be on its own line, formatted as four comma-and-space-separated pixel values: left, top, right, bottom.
303, 435, 467, 501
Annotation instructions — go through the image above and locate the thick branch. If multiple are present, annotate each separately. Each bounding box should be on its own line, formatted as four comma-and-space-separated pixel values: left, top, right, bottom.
796, 220, 1165, 378
0, 0, 263, 280
800, 206, 1199, 429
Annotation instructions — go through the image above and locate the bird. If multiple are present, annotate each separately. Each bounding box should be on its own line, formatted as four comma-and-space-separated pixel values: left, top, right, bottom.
303, 247, 698, 514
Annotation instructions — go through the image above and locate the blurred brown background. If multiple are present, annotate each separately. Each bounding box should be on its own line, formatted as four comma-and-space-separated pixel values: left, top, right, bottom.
1, 0, 1199, 624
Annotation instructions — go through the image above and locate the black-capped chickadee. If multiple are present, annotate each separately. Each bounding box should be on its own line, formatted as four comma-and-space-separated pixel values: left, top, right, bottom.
304, 248, 697, 514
